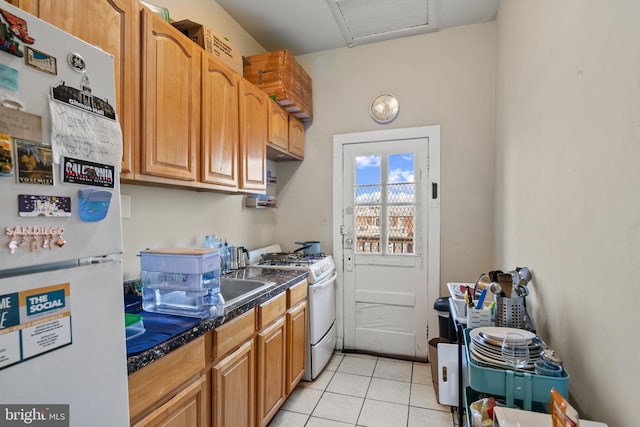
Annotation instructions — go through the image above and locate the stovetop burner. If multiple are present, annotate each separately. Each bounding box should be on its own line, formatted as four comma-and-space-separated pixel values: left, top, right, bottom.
259, 252, 327, 266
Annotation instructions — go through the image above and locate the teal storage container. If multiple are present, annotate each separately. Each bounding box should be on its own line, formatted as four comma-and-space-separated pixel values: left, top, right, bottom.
464, 328, 569, 411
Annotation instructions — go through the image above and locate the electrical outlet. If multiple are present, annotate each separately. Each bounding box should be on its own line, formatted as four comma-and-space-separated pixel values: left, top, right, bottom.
121, 194, 131, 219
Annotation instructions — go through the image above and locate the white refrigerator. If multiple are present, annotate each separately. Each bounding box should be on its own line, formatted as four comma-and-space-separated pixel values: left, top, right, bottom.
0, 2, 129, 425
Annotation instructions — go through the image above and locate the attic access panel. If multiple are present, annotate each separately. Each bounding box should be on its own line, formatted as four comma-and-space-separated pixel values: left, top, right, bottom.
328, 0, 431, 47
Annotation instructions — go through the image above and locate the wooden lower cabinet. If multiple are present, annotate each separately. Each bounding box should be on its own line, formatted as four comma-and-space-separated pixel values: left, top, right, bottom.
256, 316, 287, 427
286, 300, 307, 394
128, 283, 308, 427
212, 339, 256, 427
128, 336, 206, 426
132, 374, 207, 427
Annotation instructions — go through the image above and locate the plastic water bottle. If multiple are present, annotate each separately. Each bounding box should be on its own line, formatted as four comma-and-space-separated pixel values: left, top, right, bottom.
203, 235, 223, 317
222, 241, 231, 273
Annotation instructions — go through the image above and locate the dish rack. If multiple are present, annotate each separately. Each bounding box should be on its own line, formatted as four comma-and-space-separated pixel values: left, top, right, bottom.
463, 328, 569, 411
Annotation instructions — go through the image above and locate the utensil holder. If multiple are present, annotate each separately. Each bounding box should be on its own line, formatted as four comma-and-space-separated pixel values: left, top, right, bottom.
495, 296, 524, 328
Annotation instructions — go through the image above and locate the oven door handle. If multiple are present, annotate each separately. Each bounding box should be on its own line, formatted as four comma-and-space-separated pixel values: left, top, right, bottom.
310, 271, 337, 291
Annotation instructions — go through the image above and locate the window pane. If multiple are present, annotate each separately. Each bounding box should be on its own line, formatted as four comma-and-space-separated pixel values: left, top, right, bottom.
388, 153, 414, 183
387, 205, 415, 254
355, 155, 381, 253
356, 184, 381, 204
355, 206, 380, 253
355, 155, 381, 185
387, 153, 414, 203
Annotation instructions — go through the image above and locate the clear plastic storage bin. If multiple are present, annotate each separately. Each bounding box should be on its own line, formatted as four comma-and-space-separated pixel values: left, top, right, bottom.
140, 248, 222, 318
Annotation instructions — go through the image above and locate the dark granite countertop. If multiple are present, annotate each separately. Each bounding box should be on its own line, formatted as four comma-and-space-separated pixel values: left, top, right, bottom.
126, 267, 309, 375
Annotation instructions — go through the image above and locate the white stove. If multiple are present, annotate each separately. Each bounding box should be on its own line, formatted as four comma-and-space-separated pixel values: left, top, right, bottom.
249, 244, 337, 381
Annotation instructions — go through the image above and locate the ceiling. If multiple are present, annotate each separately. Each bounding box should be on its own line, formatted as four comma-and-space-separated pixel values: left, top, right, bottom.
215, 0, 501, 56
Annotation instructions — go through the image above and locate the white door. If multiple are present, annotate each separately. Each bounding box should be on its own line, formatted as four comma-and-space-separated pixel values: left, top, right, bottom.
333, 126, 440, 359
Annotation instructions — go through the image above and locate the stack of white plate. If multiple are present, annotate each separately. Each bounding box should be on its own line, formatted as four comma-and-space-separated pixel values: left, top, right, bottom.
468, 327, 542, 371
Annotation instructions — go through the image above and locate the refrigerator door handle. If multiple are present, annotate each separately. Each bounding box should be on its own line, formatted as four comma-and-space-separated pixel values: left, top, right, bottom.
78, 255, 120, 265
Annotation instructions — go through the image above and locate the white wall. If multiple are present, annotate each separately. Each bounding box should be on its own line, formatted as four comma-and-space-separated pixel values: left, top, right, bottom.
494, 1, 640, 425
120, 184, 278, 279
277, 23, 497, 289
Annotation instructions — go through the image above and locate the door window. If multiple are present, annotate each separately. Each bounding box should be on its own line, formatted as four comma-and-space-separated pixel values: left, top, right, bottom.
354, 153, 416, 254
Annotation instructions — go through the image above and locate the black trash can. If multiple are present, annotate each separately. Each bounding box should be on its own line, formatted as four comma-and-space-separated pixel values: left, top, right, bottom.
433, 296, 456, 342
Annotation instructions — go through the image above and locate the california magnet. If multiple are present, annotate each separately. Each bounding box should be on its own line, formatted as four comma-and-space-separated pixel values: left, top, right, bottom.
62, 157, 115, 188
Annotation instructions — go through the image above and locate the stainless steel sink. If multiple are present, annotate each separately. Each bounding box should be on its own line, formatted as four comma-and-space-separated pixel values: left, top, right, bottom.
220, 278, 276, 307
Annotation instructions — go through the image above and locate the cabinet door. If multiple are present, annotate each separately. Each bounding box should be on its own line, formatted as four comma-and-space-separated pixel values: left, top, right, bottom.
133, 374, 207, 427
212, 339, 256, 427
36, 0, 138, 179
238, 79, 267, 192
6, 0, 38, 14
140, 8, 200, 182
286, 301, 307, 394
256, 317, 286, 427
201, 52, 239, 189
268, 100, 288, 150
288, 116, 305, 159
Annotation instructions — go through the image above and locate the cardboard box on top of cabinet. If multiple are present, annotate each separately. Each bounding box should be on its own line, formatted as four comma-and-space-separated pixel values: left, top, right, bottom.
172, 19, 243, 76
244, 49, 313, 121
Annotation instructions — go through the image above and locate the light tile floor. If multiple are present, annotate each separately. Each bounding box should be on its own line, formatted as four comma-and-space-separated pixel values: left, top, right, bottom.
268, 352, 460, 427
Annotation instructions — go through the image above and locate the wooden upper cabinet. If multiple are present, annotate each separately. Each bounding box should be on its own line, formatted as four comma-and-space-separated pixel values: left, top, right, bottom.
33, 0, 139, 179
201, 52, 239, 190
268, 100, 288, 151
239, 79, 267, 192
140, 7, 201, 183
288, 116, 305, 159
6, 0, 37, 14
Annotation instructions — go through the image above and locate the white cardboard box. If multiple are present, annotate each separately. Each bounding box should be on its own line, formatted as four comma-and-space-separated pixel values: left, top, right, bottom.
172, 20, 243, 75
494, 407, 608, 427
437, 342, 468, 406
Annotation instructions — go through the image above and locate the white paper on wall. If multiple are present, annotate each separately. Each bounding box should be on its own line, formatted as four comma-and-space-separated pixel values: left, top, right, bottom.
49, 99, 122, 167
